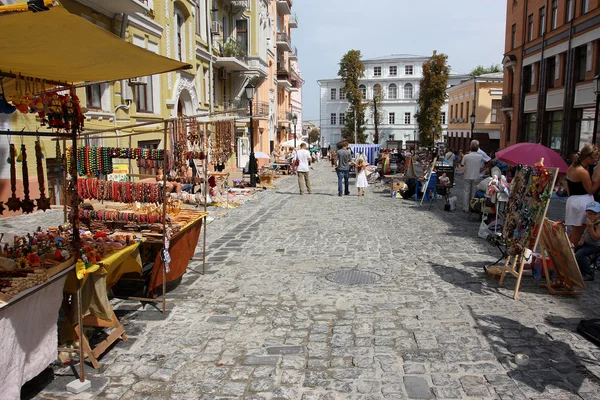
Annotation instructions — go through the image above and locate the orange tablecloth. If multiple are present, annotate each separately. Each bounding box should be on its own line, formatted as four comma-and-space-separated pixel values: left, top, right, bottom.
147, 215, 206, 295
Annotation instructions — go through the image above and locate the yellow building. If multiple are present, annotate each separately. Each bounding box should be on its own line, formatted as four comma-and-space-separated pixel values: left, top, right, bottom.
446, 73, 504, 154
0, 0, 301, 215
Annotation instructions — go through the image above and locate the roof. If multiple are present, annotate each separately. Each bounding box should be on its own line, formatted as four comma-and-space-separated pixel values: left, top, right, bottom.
0, 4, 191, 96
477, 72, 504, 79
363, 54, 430, 62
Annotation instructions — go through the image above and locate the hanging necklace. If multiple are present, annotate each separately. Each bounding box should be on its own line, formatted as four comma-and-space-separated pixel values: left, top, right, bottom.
6, 144, 21, 212
35, 140, 51, 211
20, 144, 35, 213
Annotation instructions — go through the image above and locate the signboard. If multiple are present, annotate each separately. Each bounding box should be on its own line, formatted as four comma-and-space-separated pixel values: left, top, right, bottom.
108, 163, 129, 182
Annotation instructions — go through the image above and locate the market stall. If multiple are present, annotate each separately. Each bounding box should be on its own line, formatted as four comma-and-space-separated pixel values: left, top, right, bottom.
0, 1, 191, 395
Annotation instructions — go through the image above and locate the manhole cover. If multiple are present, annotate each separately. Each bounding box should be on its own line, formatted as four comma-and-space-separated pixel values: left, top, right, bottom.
326, 270, 381, 285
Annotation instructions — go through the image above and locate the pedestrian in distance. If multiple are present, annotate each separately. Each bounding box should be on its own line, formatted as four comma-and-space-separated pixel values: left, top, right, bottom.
460, 142, 483, 212
574, 201, 600, 281
294, 143, 312, 195
355, 158, 368, 196
336, 141, 352, 196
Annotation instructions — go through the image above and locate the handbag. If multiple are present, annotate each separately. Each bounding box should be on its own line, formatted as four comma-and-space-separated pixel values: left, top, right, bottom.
294, 158, 300, 167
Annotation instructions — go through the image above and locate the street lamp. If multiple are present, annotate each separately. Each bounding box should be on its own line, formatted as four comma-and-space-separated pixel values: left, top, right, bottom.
593, 75, 600, 145
245, 83, 257, 187
470, 112, 476, 138
292, 114, 298, 149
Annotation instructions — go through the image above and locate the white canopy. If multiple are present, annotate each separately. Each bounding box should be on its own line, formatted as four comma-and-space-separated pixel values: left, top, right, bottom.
280, 139, 307, 148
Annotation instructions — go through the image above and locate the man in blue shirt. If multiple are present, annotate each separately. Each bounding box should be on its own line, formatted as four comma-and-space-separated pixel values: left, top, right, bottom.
336, 141, 352, 196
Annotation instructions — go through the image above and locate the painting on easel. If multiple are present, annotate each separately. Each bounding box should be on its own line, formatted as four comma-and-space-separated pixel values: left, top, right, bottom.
498, 162, 558, 299
539, 219, 583, 295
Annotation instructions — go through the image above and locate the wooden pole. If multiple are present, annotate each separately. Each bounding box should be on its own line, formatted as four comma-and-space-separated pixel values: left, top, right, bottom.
161, 121, 168, 314
76, 278, 85, 382
203, 123, 209, 276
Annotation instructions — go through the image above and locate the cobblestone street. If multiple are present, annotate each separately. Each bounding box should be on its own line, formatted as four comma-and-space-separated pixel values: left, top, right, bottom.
9, 162, 600, 399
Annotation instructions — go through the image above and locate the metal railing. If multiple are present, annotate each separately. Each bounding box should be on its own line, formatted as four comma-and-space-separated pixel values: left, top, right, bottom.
277, 68, 291, 82
223, 99, 269, 117
289, 13, 299, 26
278, 110, 293, 122
276, 32, 291, 47
290, 46, 298, 58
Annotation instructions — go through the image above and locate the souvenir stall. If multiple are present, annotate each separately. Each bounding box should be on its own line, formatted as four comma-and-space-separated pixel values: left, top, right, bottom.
0, 2, 192, 395
498, 161, 558, 299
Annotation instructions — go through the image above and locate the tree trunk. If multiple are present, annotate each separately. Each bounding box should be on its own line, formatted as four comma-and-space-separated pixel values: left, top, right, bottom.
373, 100, 379, 144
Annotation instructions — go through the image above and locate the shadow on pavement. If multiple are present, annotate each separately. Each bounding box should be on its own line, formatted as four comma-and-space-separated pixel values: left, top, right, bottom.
429, 263, 492, 295
471, 308, 600, 396
274, 191, 338, 197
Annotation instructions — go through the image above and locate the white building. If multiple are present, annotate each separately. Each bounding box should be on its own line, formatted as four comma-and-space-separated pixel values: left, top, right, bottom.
290, 53, 304, 142
317, 54, 469, 149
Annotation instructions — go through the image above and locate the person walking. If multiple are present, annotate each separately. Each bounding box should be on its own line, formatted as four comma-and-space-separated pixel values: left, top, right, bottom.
294, 143, 312, 195
336, 141, 352, 196
355, 158, 368, 196
566, 144, 600, 244
460, 142, 483, 212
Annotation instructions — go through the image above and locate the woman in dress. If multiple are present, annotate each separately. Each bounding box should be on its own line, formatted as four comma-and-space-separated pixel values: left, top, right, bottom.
566, 144, 600, 244
355, 158, 368, 196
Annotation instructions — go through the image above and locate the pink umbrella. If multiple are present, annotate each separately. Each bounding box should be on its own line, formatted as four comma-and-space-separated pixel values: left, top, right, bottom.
495, 142, 568, 173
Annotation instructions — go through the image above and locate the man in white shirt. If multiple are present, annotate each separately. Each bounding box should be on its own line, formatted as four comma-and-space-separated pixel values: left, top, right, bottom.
294, 143, 312, 194
461, 142, 484, 212
472, 140, 491, 172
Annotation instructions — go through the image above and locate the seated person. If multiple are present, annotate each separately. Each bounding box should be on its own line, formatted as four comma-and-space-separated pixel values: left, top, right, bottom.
575, 201, 600, 281
438, 172, 450, 196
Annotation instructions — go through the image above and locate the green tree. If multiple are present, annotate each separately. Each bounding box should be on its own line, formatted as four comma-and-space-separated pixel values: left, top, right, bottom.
470, 64, 501, 76
338, 50, 367, 143
369, 85, 384, 144
417, 51, 450, 147
308, 128, 320, 146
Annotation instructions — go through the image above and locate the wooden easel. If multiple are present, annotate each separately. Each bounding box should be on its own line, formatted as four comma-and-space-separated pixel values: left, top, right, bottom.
498, 162, 558, 299
420, 157, 437, 206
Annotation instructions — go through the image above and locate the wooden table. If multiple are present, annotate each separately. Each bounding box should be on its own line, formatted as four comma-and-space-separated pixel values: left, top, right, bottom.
384, 174, 406, 193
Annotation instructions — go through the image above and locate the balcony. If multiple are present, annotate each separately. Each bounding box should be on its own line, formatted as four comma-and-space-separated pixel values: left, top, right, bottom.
289, 13, 299, 28
277, 68, 292, 88
501, 94, 514, 109
276, 32, 292, 52
289, 46, 298, 60
276, 0, 292, 15
215, 39, 249, 71
229, 0, 249, 11
278, 109, 293, 123
223, 99, 268, 118
76, 0, 150, 15
290, 79, 301, 92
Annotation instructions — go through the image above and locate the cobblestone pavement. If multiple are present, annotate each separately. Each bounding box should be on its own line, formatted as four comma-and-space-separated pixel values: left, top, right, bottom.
7, 162, 600, 399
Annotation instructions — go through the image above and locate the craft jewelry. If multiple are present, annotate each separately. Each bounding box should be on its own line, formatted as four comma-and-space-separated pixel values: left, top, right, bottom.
35, 141, 51, 211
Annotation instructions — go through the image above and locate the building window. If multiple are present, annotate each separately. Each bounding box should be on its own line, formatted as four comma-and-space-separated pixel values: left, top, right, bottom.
236, 19, 248, 54
566, 0, 573, 22
175, 11, 185, 61
460, 102, 464, 119
339, 113, 346, 125
582, 0, 589, 14
450, 105, 453, 120
86, 84, 102, 109
466, 102, 470, 122
527, 14, 534, 42
525, 113, 537, 142
403, 83, 413, 99
404, 112, 411, 124
135, 77, 154, 113
359, 84, 366, 99
440, 112, 446, 125
373, 84, 382, 98
551, 0, 558, 29
576, 45, 587, 82
405, 65, 414, 75
511, 24, 517, 49
389, 66, 397, 76
339, 88, 346, 100
330, 88, 337, 100
388, 84, 397, 99
546, 57, 556, 88
523, 65, 532, 92
539, 7, 545, 36
547, 111, 563, 150
330, 113, 337, 125
389, 112, 395, 125
576, 108, 595, 149
374, 66, 382, 77
491, 100, 501, 122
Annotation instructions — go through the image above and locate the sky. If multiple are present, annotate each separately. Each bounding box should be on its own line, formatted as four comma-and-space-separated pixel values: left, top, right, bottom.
293, 0, 507, 124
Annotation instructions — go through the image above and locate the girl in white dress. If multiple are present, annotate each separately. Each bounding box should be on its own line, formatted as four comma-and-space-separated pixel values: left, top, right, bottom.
355, 159, 368, 196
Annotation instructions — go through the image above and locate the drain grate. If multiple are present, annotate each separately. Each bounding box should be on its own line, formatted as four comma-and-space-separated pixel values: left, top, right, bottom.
326, 269, 381, 285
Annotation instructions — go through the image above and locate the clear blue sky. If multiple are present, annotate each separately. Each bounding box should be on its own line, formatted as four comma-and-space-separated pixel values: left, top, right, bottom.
293, 0, 507, 123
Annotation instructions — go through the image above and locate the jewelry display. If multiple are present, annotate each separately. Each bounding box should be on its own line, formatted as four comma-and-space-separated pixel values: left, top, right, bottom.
20, 144, 35, 213
35, 140, 51, 212
6, 144, 21, 212
77, 178, 164, 204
